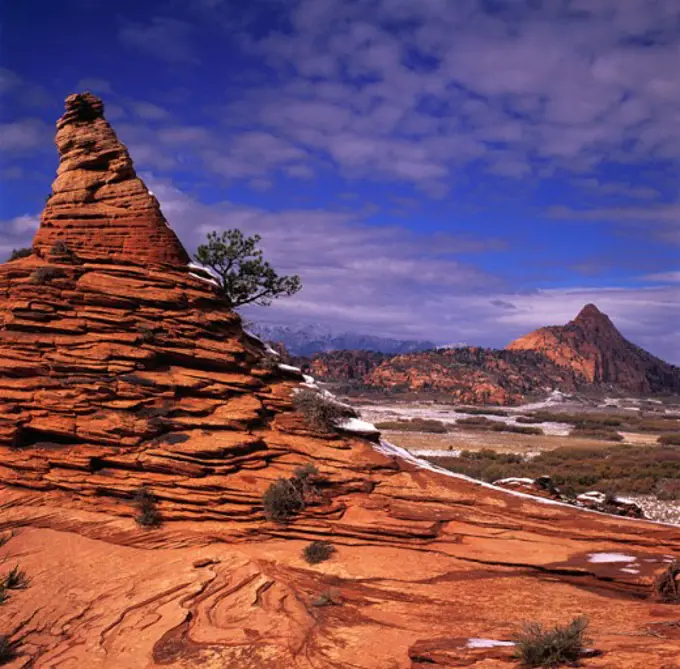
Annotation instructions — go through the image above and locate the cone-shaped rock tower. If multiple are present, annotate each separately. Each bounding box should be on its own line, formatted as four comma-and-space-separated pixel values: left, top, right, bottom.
32, 92, 190, 266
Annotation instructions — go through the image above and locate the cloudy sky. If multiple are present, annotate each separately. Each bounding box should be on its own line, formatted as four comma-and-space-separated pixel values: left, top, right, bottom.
1, 0, 679, 362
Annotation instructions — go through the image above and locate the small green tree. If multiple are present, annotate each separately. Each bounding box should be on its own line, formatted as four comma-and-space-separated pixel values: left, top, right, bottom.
194, 230, 302, 309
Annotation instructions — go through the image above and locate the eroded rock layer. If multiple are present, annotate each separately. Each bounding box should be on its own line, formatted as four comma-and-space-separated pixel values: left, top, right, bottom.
32, 92, 190, 267
2, 94, 680, 669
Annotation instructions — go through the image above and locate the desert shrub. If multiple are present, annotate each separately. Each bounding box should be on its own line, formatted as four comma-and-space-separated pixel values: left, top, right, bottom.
2, 566, 28, 591
653, 559, 680, 603
491, 423, 543, 435
374, 418, 449, 433
133, 486, 161, 527
513, 616, 589, 668
0, 635, 19, 664
456, 416, 494, 428
659, 433, 680, 446
8, 247, 32, 261
516, 416, 543, 424
294, 463, 319, 482
263, 478, 304, 522
569, 426, 623, 442
258, 351, 279, 371
657, 479, 680, 500
303, 540, 336, 564
30, 267, 64, 284
455, 407, 508, 416
50, 241, 71, 256
293, 389, 349, 432
434, 444, 680, 498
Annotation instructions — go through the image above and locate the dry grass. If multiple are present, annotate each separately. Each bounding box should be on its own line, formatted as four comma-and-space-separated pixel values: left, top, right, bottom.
654, 559, 680, 603
513, 616, 589, 667
374, 418, 449, 433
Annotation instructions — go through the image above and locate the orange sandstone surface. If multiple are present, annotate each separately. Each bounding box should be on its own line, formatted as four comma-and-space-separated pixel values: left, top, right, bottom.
2, 94, 680, 668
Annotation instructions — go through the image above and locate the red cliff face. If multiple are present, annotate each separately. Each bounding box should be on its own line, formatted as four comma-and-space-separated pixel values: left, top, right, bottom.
32, 92, 190, 267
2, 96, 680, 668
507, 304, 680, 394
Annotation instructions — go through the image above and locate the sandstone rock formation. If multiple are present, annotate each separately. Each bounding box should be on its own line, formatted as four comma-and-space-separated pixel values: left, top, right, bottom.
2, 94, 680, 668
32, 92, 190, 267
301, 305, 680, 404
507, 303, 680, 395
300, 347, 585, 405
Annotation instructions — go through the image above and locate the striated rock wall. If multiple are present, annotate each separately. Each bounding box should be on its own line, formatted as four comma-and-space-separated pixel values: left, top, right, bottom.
32, 92, 190, 267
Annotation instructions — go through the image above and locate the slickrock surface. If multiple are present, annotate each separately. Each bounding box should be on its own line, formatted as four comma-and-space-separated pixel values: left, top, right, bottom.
2, 94, 680, 668
508, 303, 680, 395
32, 92, 190, 267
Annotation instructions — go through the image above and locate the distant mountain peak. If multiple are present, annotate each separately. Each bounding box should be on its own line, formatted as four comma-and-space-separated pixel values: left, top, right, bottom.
573, 303, 611, 325
507, 304, 680, 393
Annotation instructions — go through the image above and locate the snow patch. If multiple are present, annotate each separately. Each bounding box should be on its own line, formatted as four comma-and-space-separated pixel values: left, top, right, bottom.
410, 449, 462, 458
587, 553, 636, 564
466, 639, 515, 649
188, 272, 219, 287
621, 567, 640, 574
277, 363, 302, 374
336, 417, 380, 434
494, 477, 536, 486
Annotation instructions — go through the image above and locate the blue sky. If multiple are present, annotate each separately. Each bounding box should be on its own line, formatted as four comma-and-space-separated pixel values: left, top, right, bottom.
1, 0, 679, 362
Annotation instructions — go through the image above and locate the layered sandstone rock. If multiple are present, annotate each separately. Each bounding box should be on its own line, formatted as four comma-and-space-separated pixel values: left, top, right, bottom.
32, 92, 190, 267
2, 95, 680, 668
507, 303, 680, 395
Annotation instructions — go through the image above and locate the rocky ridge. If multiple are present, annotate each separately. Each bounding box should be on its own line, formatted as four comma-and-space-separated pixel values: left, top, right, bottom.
298, 306, 680, 404
507, 303, 680, 395
299, 347, 586, 405
2, 93, 680, 668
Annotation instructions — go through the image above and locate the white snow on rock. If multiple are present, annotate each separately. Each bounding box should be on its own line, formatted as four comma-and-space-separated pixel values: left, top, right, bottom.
411, 449, 462, 458
466, 639, 515, 649
494, 477, 536, 486
621, 567, 640, 574
277, 363, 302, 373
336, 417, 380, 434
188, 272, 219, 287
578, 492, 607, 504
587, 552, 636, 564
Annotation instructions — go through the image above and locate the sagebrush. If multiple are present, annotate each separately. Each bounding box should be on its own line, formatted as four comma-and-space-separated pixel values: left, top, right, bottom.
134, 486, 161, 527
513, 616, 589, 668
293, 389, 349, 432
303, 540, 336, 564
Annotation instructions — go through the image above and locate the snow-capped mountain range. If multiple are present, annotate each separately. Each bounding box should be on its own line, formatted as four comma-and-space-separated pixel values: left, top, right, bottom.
246, 322, 436, 356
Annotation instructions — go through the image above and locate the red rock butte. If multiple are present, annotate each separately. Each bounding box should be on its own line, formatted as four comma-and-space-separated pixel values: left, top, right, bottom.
32, 92, 190, 266
2, 94, 680, 668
